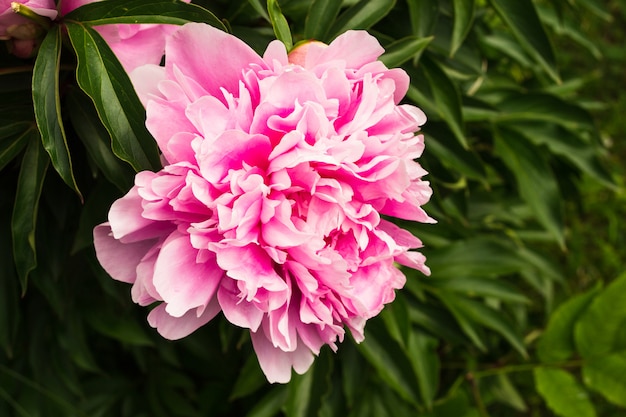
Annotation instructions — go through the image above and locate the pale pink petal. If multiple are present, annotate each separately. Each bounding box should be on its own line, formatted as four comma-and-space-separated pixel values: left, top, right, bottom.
93, 223, 155, 284
147, 300, 220, 340
165, 23, 267, 102
153, 232, 223, 317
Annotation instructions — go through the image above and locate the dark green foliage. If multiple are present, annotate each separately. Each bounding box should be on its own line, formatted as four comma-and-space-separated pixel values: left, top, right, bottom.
1, 0, 623, 416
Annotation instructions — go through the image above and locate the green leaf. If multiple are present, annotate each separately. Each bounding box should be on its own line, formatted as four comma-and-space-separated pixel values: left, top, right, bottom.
439, 293, 527, 357
0, 122, 33, 171
284, 350, 333, 417
479, 32, 533, 68
407, 332, 439, 409
450, 0, 475, 56
64, 0, 227, 30
32, 26, 82, 199
582, 352, 626, 408
424, 123, 485, 180
488, 0, 559, 82
357, 318, 420, 406
406, 0, 439, 38
574, 0, 613, 21
435, 292, 486, 351
0, 201, 19, 357
247, 0, 270, 22
534, 367, 596, 417
11, 135, 48, 294
428, 277, 530, 304
536, 284, 602, 363
494, 128, 564, 248
496, 93, 595, 132
575, 272, 626, 357
509, 123, 614, 189
420, 55, 467, 148
425, 237, 528, 279
245, 385, 288, 417
488, 373, 528, 412
304, 0, 342, 41
379, 36, 432, 68
229, 354, 266, 400
267, 0, 293, 51
327, 0, 396, 40
381, 291, 411, 348
66, 23, 161, 172
86, 308, 153, 346
66, 88, 134, 192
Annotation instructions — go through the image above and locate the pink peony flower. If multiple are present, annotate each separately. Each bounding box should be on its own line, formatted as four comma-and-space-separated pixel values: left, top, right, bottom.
94, 23, 434, 383
61, 0, 188, 72
0, 0, 57, 57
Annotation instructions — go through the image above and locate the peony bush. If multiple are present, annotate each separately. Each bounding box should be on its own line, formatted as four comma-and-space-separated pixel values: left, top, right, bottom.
1, 0, 622, 416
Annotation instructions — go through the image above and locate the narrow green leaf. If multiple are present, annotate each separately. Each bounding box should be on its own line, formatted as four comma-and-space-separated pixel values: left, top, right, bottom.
357, 319, 420, 406
407, 332, 439, 409
488, 0, 559, 82
429, 277, 530, 304
536, 283, 601, 363
440, 293, 527, 357
535, 368, 596, 417
229, 354, 266, 401
0, 123, 33, 171
494, 128, 564, 248
86, 309, 153, 346
245, 385, 288, 417
479, 32, 534, 68
488, 373, 528, 412
247, 0, 270, 22
408, 302, 468, 345
450, 0, 475, 56
496, 93, 595, 132
379, 36, 432, 68
509, 123, 614, 189
420, 55, 467, 148
267, 0, 293, 51
64, 0, 226, 30
66, 23, 161, 172
406, 0, 439, 38
425, 123, 485, 180
381, 291, 411, 348
0, 200, 20, 357
327, 0, 396, 41
582, 352, 626, 408
435, 292, 487, 352
575, 272, 626, 357
426, 237, 527, 279
304, 0, 342, 41
575, 0, 613, 21
32, 26, 82, 199
66, 88, 134, 191
11, 135, 49, 294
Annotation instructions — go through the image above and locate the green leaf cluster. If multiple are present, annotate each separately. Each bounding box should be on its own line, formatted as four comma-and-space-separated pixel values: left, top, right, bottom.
0, 0, 622, 416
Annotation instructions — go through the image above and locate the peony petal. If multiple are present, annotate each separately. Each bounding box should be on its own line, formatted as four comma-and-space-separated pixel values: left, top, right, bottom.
165, 23, 267, 103
147, 299, 220, 340
153, 232, 223, 317
93, 223, 155, 283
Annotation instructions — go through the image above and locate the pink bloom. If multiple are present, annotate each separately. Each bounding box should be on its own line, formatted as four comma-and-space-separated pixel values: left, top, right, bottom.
61, 0, 188, 72
94, 23, 434, 383
0, 0, 57, 57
